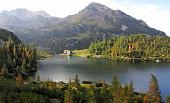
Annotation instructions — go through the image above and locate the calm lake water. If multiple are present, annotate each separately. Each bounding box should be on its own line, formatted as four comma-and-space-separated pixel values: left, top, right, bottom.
38, 55, 170, 97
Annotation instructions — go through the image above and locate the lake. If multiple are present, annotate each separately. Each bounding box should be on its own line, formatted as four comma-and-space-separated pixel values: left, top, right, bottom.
38, 55, 170, 98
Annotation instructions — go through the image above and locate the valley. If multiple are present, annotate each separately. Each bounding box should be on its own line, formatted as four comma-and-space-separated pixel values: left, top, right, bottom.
0, 1, 169, 103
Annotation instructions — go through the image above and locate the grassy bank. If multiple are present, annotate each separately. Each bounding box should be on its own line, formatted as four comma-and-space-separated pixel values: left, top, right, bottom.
37, 50, 53, 59
72, 49, 91, 57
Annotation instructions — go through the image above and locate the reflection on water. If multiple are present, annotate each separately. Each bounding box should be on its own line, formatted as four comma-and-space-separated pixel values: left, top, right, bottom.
38, 55, 170, 98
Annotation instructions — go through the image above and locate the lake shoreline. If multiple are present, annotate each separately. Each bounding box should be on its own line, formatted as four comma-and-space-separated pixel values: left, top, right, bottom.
71, 52, 170, 63
38, 55, 170, 99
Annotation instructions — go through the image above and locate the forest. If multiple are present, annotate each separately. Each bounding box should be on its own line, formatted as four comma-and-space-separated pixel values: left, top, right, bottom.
0, 36, 37, 78
0, 36, 169, 103
0, 73, 168, 103
88, 34, 170, 62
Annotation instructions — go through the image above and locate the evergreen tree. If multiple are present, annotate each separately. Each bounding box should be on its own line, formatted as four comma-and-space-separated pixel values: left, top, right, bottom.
100, 84, 112, 103
16, 74, 23, 87
13, 45, 17, 57
6, 36, 13, 53
144, 74, 162, 103
128, 81, 135, 103
86, 86, 95, 103
7, 54, 13, 68
0, 37, 38, 77
13, 58, 16, 67
36, 73, 40, 83
21, 58, 27, 73
89, 42, 95, 54
0, 64, 8, 76
122, 84, 129, 103
111, 75, 122, 103
64, 90, 73, 103
73, 74, 80, 89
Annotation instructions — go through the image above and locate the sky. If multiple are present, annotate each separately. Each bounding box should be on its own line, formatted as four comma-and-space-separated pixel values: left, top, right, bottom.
0, 0, 170, 36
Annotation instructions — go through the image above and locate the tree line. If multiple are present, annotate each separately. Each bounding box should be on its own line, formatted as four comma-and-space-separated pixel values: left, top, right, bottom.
88, 34, 170, 62
0, 74, 165, 103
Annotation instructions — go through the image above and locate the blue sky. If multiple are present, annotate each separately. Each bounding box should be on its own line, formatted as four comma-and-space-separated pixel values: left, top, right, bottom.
0, 0, 169, 36
116, 0, 170, 8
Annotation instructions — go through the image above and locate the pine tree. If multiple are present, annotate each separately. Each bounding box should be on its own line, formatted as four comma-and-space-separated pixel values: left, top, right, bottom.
111, 75, 122, 103
6, 36, 13, 53
122, 84, 129, 103
7, 54, 13, 68
64, 90, 73, 103
89, 42, 95, 54
128, 81, 134, 103
121, 82, 134, 103
32, 44, 37, 60
144, 74, 162, 103
36, 73, 40, 83
21, 58, 27, 73
100, 83, 112, 103
13, 45, 17, 57
73, 74, 80, 89
31, 44, 37, 68
16, 74, 23, 87
86, 86, 95, 103
0, 64, 8, 76
13, 58, 16, 67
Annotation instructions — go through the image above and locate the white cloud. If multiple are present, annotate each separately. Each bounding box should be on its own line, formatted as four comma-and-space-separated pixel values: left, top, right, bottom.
0, 0, 169, 36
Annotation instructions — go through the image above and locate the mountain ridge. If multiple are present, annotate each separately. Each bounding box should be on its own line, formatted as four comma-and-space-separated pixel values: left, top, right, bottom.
47, 2, 166, 36
0, 2, 166, 53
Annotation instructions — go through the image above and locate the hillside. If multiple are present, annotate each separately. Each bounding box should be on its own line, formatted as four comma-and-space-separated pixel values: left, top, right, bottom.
0, 2, 166, 53
74, 34, 170, 62
0, 29, 21, 43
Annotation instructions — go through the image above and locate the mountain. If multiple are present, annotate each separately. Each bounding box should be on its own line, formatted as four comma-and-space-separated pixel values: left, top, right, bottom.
51, 2, 165, 36
0, 2, 166, 53
0, 8, 60, 28
0, 28, 21, 44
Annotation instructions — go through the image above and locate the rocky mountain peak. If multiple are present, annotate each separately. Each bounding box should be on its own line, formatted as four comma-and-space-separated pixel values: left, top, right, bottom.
87, 2, 109, 8
2, 8, 51, 18
35, 10, 50, 17
82, 2, 113, 16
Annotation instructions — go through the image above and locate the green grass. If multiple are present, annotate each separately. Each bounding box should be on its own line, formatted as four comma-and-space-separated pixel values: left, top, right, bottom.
37, 50, 53, 59
72, 49, 91, 57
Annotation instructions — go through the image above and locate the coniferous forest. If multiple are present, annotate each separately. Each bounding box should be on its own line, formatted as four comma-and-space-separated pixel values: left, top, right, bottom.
0, 36, 37, 78
0, 73, 165, 103
0, 35, 169, 103
88, 34, 170, 62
